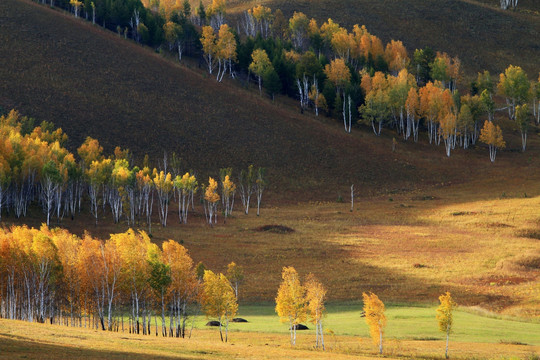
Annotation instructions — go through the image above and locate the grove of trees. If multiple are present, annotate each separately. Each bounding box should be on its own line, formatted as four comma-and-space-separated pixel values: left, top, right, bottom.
0, 110, 266, 227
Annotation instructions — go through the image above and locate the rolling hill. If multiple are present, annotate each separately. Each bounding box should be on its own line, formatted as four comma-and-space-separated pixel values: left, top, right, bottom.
2, 0, 539, 202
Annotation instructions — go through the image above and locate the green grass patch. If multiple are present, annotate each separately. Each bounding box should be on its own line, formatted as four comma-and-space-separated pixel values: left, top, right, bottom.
191, 303, 540, 345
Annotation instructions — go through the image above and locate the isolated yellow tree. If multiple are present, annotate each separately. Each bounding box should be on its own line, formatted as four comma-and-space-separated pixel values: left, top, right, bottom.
436, 292, 457, 359
201, 270, 238, 342
362, 292, 386, 355
479, 120, 505, 163
305, 273, 326, 350
275, 266, 306, 346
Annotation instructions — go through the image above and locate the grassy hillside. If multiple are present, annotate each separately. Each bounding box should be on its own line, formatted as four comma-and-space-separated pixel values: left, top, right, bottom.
231, 0, 540, 77
2, 0, 538, 202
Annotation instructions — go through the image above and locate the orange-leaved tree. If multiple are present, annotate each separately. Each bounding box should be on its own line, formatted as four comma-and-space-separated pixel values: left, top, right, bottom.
479, 120, 505, 162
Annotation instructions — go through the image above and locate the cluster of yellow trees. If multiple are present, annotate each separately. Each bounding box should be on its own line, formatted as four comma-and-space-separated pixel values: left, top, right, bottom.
0, 224, 246, 340
0, 110, 266, 226
356, 64, 539, 161
197, 3, 540, 161
275, 267, 457, 358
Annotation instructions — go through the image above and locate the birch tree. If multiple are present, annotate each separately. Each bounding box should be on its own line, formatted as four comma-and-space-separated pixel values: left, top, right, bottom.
249, 49, 273, 96
436, 292, 457, 359
305, 274, 326, 350
479, 120, 505, 162
362, 292, 386, 355
201, 270, 238, 342
497, 65, 530, 120
201, 26, 218, 74
204, 177, 220, 225
226, 261, 244, 299
238, 165, 256, 215
324, 58, 351, 132
515, 103, 530, 152
275, 266, 306, 346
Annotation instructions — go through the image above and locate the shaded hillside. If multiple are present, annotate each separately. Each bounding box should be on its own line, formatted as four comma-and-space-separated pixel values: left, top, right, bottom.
0, 0, 535, 201
257, 0, 539, 77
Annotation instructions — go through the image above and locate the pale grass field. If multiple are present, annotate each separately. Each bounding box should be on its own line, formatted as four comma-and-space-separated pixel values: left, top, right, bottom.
0, 318, 538, 359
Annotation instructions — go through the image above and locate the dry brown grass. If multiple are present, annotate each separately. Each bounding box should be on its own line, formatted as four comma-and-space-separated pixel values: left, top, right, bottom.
0, 318, 538, 359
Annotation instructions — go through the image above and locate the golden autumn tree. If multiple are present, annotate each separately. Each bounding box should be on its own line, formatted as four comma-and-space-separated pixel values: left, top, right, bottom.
362, 292, 386, 355
436, 292, 457, 359
153, 170, 174, 227
479, 120, 505, 162
113, 229, 157, 334
384, 40, 409, 74
204, 177, 220, 225
405, 87, 420, 141
221, 174, 236, 221
226, 261, 244, 299
439, 112, 457, 157
275, 266, 306, 346
201, 26, 218, 74
173, 172, 198, 224
162, 240, 198, 338
201, 270, 238, 342
215, 24, 236, 82
324, 58, 351, 132
305, 273, 326, 350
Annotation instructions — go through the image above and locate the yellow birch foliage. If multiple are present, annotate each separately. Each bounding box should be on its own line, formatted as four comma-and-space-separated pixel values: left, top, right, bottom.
305, 273, 326, 324
205, 177, 220, 203
479, 120, 505, 148
275, 266, 306, 325
217, 24, 236, 62
77, 137, 103, 166
324, 58, 351, 91
362, 292, 386, 346
436, 291, 456, 333
201, 26, 217, 58
384, 40, 409, 73
201, 270, 238, 322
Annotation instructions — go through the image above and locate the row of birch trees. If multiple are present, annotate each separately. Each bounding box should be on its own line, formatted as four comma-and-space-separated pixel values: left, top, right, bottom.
275, 266, 457, 359
0, 110, 266, 227
0, 224, 246, 340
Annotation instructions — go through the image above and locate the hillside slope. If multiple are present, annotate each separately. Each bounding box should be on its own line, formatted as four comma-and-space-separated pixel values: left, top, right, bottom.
0, 0, 536, 199
257, 0, 539, 77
